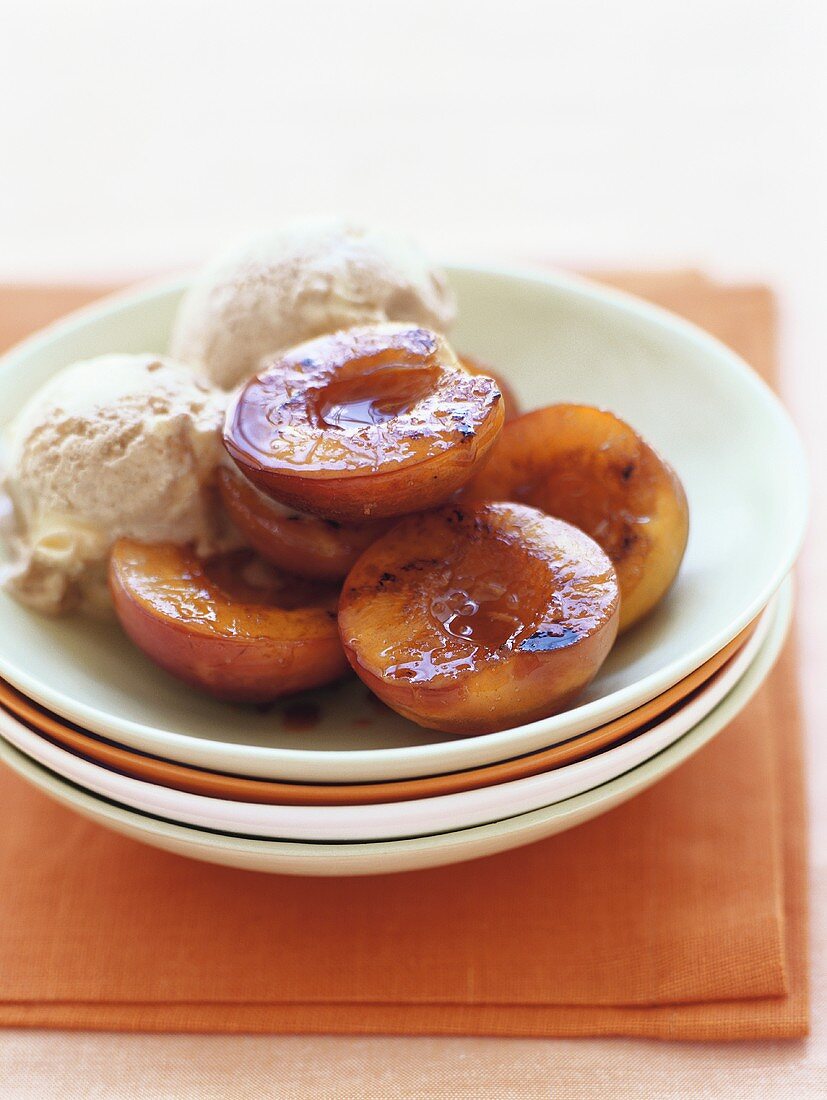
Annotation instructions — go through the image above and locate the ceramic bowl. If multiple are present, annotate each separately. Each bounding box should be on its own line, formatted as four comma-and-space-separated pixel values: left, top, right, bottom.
0, 579, 792, 873
0, 586, 779, 841
0, 267, 807, 781
0, 616, 757, 806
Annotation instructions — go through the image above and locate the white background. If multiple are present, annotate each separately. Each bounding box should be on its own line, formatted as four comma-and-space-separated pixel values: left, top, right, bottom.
1, 1, 824, 286
1, 1, 825, 1094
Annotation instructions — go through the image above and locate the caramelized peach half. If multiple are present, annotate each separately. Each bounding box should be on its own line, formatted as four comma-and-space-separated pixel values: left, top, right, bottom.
218, 467, 389, 581
459, 355, 522, 421
339, 502, 619, 734
109, 541, 347, 702
463, 405, 689, 631
223, 323, 504, 522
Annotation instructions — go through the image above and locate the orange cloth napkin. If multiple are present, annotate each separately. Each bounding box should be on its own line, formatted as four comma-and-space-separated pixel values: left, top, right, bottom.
0, 275, 808, 1040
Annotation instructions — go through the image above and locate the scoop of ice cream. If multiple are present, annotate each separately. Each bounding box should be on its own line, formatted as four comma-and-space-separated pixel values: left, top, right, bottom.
1, 354, 226, 616
170, 217, 456, 390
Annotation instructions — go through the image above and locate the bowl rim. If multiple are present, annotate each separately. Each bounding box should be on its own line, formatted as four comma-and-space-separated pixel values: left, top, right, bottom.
0, 264, 809, 781
0, 577, 793, 875
0, 590, 775, 842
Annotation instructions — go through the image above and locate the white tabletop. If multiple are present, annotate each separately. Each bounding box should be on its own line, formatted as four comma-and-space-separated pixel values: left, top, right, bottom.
1, 1, 825, 1094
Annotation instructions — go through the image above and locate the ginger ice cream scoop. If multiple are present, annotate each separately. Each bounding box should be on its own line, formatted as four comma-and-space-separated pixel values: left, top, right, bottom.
1, 353, 226, 616
170, 217, 456, 390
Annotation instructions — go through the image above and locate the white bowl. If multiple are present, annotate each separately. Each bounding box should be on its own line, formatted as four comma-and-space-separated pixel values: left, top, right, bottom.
0, 588, 778, 841
0, 266, 807, 781
0, 577, 792, 874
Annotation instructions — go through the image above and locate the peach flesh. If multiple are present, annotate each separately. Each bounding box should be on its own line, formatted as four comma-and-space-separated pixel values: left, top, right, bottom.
339, 502, 620, 734
218, 467, 388, 581
223, 323, 505, 521
463, 404, 689, 631
109, 540, 347, 703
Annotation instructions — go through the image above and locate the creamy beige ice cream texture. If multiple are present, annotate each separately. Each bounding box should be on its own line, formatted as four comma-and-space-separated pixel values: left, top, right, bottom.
1, 354, 226, 616
170, 217, 457, 390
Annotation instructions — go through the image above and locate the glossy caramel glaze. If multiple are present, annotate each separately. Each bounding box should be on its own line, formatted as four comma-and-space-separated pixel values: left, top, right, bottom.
339, 502, 620, 734
223, 323, 504, 521
218, 467, 389, 581
109, 540, 347, 702
463, 405, 689, 631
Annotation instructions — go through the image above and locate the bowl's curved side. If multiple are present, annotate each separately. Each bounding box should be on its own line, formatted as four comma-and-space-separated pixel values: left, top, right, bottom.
0, 576, 792, 874
0, 267, 807, 782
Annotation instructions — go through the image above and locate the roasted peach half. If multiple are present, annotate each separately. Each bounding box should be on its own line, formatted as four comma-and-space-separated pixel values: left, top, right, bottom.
463, 405, 689, 631
223, 323, 504, 522
339, 502, 620, 734
459, 355, 522, 421
217, 466, 389, 581
109, 541, 347, 703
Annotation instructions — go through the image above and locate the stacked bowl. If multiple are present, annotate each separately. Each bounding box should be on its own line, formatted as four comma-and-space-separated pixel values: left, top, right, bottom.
0, 265, 807, 875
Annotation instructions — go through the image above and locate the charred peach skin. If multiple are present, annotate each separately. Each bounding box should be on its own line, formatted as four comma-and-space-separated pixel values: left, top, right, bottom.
218, 467, 389, 581
224, 323, 505, 522
109, 541, 348, 703
463, 405, 689, 632
459, 355, 522, 422
339, 502, 620, 734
